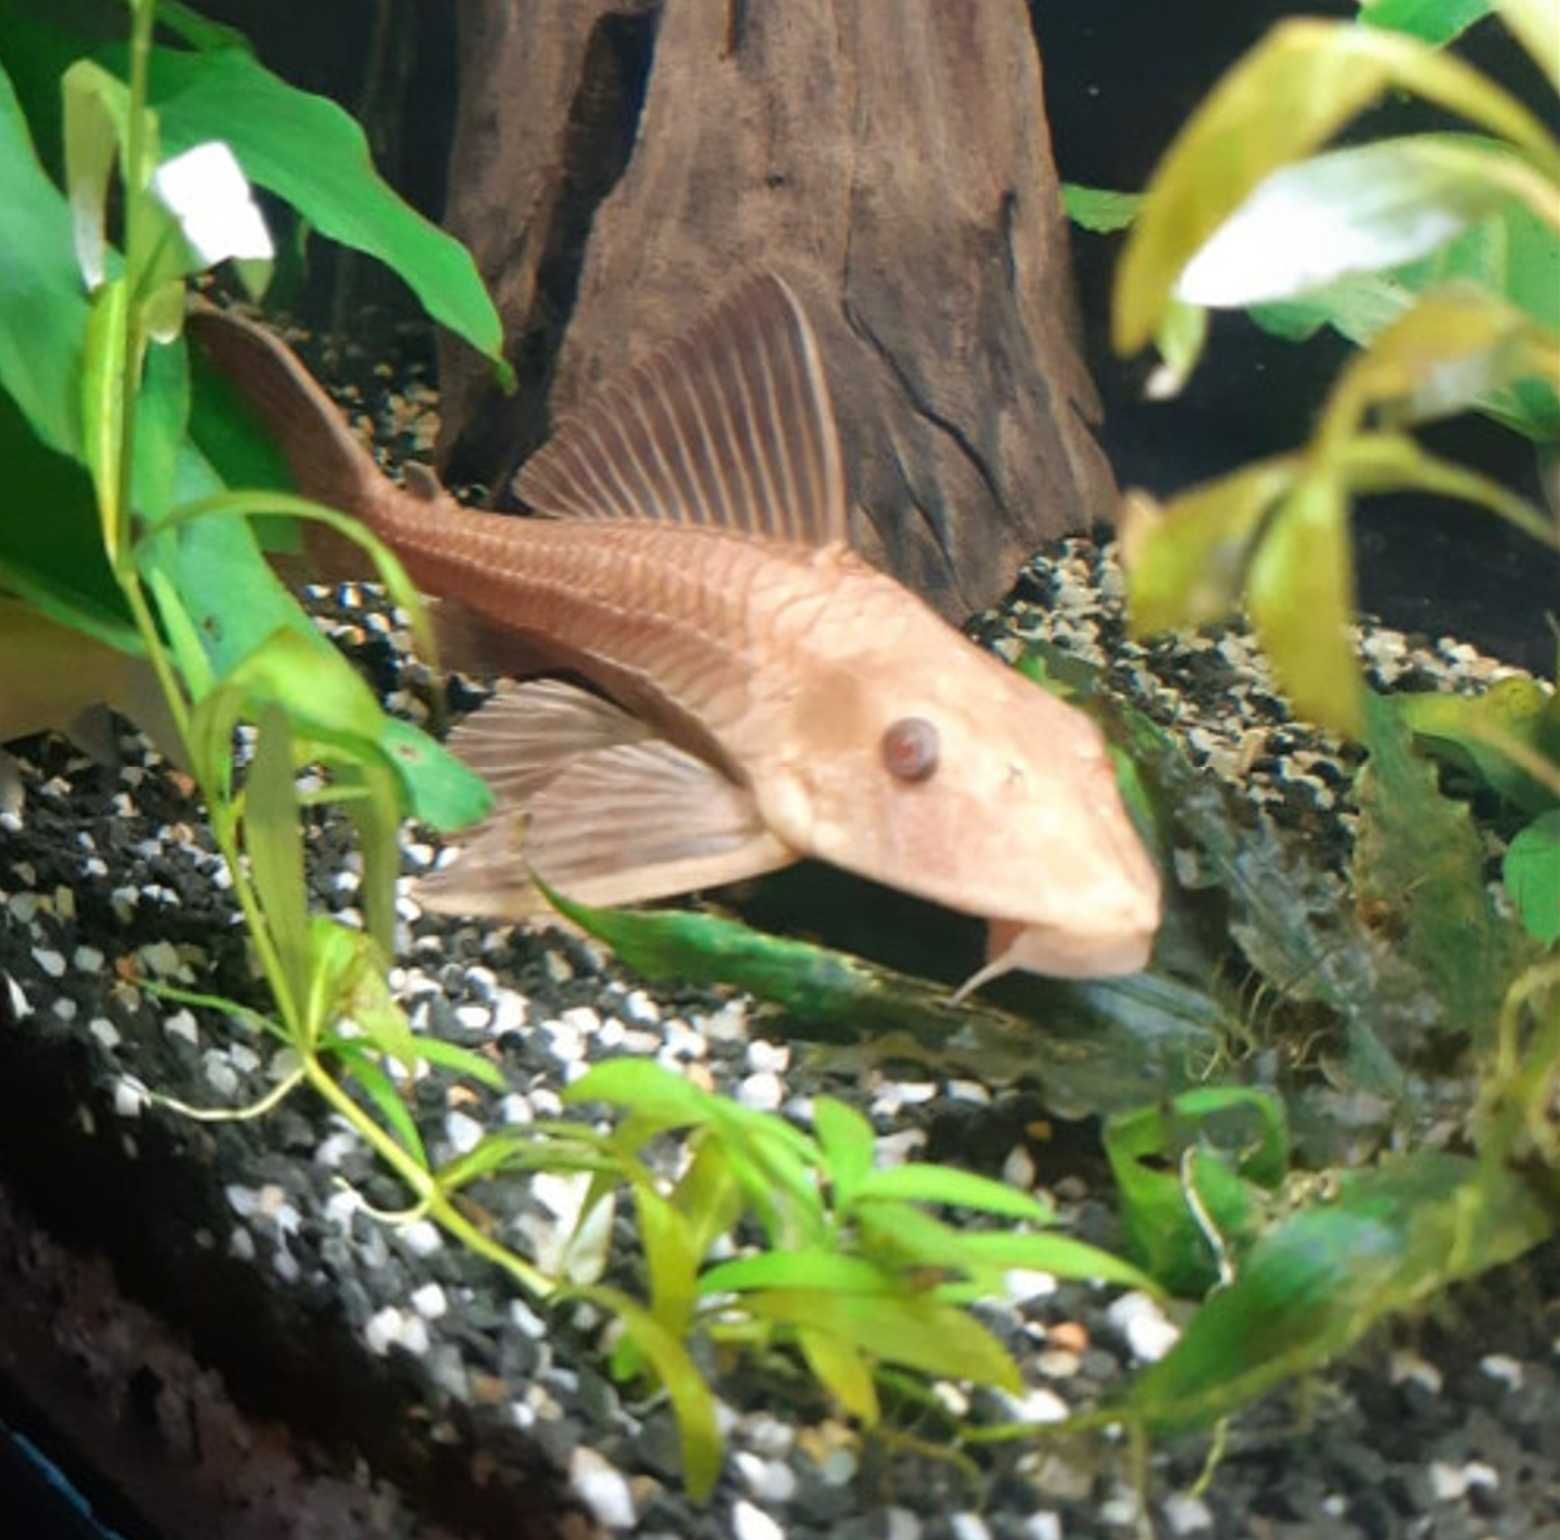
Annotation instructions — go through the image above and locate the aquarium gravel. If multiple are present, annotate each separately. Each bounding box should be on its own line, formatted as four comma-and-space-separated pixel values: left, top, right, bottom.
0, 321, 1553, 1540
0, 530, 1553, 1540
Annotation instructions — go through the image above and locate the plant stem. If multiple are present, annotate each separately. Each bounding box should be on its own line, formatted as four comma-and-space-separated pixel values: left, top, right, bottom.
301, 1052, 554, 1299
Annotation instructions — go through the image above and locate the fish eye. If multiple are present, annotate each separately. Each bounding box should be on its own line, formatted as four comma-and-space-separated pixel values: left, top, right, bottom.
881, 716, 939, 782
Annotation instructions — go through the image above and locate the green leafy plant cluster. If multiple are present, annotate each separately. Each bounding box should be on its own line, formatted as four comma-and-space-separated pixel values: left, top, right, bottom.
0, 2, 1184, 1504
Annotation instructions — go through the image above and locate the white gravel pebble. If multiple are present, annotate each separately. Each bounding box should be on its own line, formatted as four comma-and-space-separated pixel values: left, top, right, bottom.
1106, 1291, 1181, 1362
731, 1499, 783, 1540
398, 1219, 444, 1257
1480, 1353, 1524, 1389
1002, 1145, 1037, 1189
736, 1071, 783, 1111
31, 947, 65, 978
444, 1110, 485, 1155
88, 1017, 121, 1051
453, 1002, 491, 1031
1390, 1349, 1443, 1394
410, 1282, 448, 1319
112, 1075, 149, 1117
492, 989, 528, 1033
571, 1447, 636, 1530
950, 1514, 992, 1540
733, 1450, 798, 1504
1163, 1490, 1214, 1533
746, 1038, 790, 1073
1005, 1268, 1058, 1303
163, 1008, 199, 1046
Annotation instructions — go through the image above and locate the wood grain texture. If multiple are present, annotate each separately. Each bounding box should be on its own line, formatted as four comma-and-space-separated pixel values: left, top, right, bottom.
437, 0, 1117, 619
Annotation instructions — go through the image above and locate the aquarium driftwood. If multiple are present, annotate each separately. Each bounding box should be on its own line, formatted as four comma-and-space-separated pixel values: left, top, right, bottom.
435, 0, 1116, 620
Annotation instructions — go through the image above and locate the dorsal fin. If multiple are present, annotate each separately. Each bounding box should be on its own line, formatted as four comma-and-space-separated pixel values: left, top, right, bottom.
515, 273, 847, 546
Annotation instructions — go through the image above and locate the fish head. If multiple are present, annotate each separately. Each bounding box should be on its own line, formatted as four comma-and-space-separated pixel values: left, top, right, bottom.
754, 603, 1162, 984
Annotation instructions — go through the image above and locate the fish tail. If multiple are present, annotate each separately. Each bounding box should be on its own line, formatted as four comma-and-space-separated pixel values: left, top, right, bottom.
186, 299, 452, 575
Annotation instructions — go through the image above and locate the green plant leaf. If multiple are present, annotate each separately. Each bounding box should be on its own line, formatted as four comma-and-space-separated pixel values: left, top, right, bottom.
144, 46, 508, 377
244, 703, 311, 1013
1503, 810, 1560, 944
1106, 1089, 1289, 1296
742, 1288, 1022, 1393
1061, 183, 1143, 233
1354, 690, 1532, 1042
568, 1283, 723, 1500
1321, 285, 1560, 446
849, 1163, 1053, 1223
1178, 137, 1560, 310
811, 1096, 876, 1210
700, 1249, 896, 1297
80, 276, 130, 554
1246, 473, 1364, 737
795, 1326, 880, 1422
1115, 17, 1560, 353
1396, 677, 1560, 815
335, 1042, 427, 1168
410, 1033, 507, 1092
626, 1175, 701, 1338
61, 58, 134, 293
1357, 0, 1493, 48
1122, 459, 1299, 635
1114, 1153, 1554, 1435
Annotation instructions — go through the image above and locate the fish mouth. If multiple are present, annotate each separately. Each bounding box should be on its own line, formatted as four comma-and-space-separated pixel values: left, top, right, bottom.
951, 915, 1156, 1002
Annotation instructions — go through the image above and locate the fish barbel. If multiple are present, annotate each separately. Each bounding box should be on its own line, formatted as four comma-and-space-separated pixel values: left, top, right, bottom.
190, 276, 1161, 987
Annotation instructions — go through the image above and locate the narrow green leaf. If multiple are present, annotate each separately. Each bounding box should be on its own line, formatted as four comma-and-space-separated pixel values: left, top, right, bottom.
796, 1327, 880, 1422
1504, 811, 1560, 943
811, 1096, 876, 1209
80, 276, 130, 555
628, 1176, 701, 1337
850, 1163, 1052, 1223
245, 704, 311, 1010
700, 1250, 895, 1297
61, 58, 133, 293
335, 1043, 427, 1168
744, 1288, 1022, 1393
411, 1034, 506, 1092
1246, 475, 1363, 737
1493, 0, 1560, 89
1122, 458, 1299, 636
567, 1283, 724, 1500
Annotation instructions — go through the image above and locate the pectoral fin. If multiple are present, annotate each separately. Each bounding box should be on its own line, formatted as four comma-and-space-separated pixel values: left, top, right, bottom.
445, 678, 651, 802
416, 734, 796, 918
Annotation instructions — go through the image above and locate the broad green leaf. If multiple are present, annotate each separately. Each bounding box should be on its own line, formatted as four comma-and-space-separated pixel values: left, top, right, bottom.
1321, 285, 1560, 444
1396, 677, 1560, 815
850, 1163, 1052, 1223
1503, 810, 1560, 943
154, 2, 256, 54
700, 1250, 895, 1297
1178, 137, 1560, 310
1246, 474, 1364, 736
743, 1288, 1021, 1392
1115, 18, 1560, 352
1122, 459, 1300, 635
145, 47, 508, 376
796, 1326, 879, 1422
811, 1096, 876, 1209
1357, 0, 1493, 47
61, 58, 133, 293
1114, 1153, 1553, 1434
244, 704, 310, 1012
672, 1137, 746, 1261
132, 333, 190, 528
568, 1283, 723, 1500
1061, 183, 1142, 233
1354, 690, 1531, 1042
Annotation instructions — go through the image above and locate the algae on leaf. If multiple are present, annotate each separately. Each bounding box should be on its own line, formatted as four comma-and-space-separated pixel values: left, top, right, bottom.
1353, 691, 1534, 1047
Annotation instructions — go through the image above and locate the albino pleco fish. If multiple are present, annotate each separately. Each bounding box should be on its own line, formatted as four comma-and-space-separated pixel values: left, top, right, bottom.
190, 277, 1161, 989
